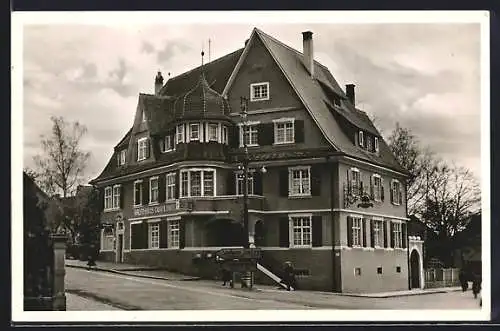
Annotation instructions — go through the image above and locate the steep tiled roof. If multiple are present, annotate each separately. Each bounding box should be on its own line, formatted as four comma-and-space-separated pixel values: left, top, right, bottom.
160, 48, 244, 96
253, 29, 405, 173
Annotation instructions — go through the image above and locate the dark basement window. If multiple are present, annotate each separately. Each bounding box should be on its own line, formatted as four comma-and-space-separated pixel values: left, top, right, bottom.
354, 267, 362, 276
396, 266, 401, 273
377, 267, 383, 274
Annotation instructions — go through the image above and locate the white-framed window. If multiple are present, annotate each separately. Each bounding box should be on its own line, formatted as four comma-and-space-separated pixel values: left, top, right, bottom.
289, 166, 311, 196
374, 137, 380, 153
100, 228, 114, 251
393, 222, 402, 248
176, 124, 185, 144
112, 185, 121, 209
104, 187, 113, 210
179, 168, 216, 197
118, 150, 126, 166
137, 137, 148, 161
189, 123, 200, 141
290, 215, 312, 247
350, 168, 361, 196
134, 180, 143, 206
149, 177, 159, 204
372, 219, 383, 248
148, 222, 160, 249
222, 125, 228, 144
142, 110, 147, 123
166, 172, 176, 201
250, 82, 269, 101
359, 131, 364, 147
162, 136, 173, 153
208, 123, 219, 142
372, 174, 382, 201
168, 219, 180, 248
391, 180, 402, 205
273, 118, 295, 144
236, 173, 254, 195
240, 124, 259, 146
352, 216, 362, 247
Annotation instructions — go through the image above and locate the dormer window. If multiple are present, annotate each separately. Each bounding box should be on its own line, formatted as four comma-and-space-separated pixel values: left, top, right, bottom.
117, 150, 126, 166
161, 136, 173, 153
137, 137, 149, 161
366, 135, 373, 151
176, 124, 185, 144
142, 110, 147, 123
358, 131, 364, 147
374, 137, 380, 153
250, 82, 269, 101
189, 123, 200, 141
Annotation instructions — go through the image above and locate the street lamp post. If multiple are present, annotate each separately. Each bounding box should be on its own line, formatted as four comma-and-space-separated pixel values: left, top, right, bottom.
240, 96, 250, 249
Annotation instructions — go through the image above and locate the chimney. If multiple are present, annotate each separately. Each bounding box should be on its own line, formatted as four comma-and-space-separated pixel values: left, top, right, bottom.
302, 31, 314, 78
154, 71, 164, 95
346, 84, 355, 106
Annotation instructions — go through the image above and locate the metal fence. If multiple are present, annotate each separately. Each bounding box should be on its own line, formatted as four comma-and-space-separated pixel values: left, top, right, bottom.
424, 268, 460, 289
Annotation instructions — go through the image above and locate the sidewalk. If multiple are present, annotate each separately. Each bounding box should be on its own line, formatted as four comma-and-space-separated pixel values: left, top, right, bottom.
66, 292, 121, 311
65, 259, 462, 298
65, 259, 201, 281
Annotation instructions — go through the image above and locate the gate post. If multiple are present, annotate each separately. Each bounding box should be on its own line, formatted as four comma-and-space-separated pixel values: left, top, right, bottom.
51, 234, 67, 311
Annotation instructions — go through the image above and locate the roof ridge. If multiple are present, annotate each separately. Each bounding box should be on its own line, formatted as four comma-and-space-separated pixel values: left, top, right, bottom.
161, 48, 244, 91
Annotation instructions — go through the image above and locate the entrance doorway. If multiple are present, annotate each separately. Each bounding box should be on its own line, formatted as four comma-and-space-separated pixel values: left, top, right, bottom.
410, 249, 421, 289
116, 234, 123, 263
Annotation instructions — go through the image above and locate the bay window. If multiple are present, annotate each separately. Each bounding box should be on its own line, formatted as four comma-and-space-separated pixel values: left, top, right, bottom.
180, 168, 216, 197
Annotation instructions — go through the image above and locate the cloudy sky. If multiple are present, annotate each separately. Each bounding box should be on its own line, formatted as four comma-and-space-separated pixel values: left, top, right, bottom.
20, 16, 483, 183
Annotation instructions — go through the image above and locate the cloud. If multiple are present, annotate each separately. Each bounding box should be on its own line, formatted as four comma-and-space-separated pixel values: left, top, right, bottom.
156, 40, 192, 64
141, 41, 156, 54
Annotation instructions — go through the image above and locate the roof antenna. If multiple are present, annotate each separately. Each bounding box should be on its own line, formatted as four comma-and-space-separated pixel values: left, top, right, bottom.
208, 38, 211, 63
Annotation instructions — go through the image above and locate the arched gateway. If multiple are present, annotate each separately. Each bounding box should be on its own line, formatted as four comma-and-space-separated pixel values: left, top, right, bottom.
410, 249, 421, 289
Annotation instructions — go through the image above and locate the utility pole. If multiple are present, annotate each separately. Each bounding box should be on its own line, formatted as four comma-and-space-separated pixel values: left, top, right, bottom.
240, 96, 250, 249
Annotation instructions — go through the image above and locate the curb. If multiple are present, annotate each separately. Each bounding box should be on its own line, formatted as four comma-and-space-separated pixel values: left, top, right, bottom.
66, 264, 201, 282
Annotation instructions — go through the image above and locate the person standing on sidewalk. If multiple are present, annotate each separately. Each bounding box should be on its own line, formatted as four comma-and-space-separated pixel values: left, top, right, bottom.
472, 272, 481, 299
459, 269, 468, 292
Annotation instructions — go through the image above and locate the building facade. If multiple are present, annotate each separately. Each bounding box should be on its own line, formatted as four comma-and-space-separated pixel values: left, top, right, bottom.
90, 28, 411, 293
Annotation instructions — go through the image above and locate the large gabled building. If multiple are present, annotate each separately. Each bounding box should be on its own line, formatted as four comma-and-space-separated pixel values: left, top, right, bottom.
90, 28, 412, 293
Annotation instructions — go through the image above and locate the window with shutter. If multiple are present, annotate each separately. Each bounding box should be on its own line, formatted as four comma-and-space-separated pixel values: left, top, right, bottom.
133, 180, 143, 206
257, 123, 275, 146
290, 215, 312, 247
289, 166, 311, 196
273, 118, 295, 144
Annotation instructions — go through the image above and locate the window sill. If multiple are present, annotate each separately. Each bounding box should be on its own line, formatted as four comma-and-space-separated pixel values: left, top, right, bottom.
161, 149, 174, 153
239, 144, 259, 148
104, 208, 120, 212
133, 204, 143, 208
288, 194, 312, 199
290, 246, 312, 249
149, 202, 160, 206
250, 97, 270, 102
273, 141, 295, 146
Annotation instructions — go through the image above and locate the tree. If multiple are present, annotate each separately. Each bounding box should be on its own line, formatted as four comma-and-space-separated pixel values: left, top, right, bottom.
387, 122, 434, 216
33, 116, 91, 198
421, 162, 481, 266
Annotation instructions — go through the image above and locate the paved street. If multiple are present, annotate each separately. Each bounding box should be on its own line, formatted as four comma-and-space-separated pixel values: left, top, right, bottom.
66, 267, 481, 310
66, 292, 122, 311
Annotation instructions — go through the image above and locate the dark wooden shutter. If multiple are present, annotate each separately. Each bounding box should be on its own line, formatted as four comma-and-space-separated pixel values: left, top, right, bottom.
294, 120, 304, 143
131, 223, 139, 249
390, 222, 395, 248
362, 218, 367, 247
311, 165, 321, 196
399, 184, 403, 205
258, 123, 274, 146
145, 139, 151, 159
381, 179, 385, 202
279, 169, 289, 197
160, 220, 169, 248
254, 171, 263, 195
360, 180, 364, 196
370, 219, 375, 248
169, 133, 175, 149
135, 142, 139, 161
142, 221, 149, 249
390, 182, 394, 204
347, 216, 353, 247
383, 220, 388, 248
402, 222, 407, 249
229, 126, 239, 148
346, 169, 351, 195
279, 217, 289, 247
158, 175, 166, 203
179, 220, 186, 249
312, 216, 322, 247
226, 171, 235, 195
142, 179, 150, 205
120, 185, 124, 209
370, 176, 374, 199
159, 137, 165, 152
